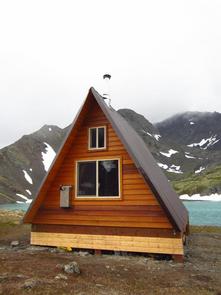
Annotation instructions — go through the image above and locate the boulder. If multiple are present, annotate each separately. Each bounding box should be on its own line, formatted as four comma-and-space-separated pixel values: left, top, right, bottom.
10, 240, 19, 247
63, 261, 80, 274
22, 278, 38, 289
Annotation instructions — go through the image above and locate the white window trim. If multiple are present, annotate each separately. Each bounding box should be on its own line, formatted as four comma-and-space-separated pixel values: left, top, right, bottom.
88, 126, 107, 150
75, 158, 121, 199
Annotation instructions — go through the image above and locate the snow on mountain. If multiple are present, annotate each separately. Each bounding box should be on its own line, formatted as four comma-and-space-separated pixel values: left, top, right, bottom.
157, 163, 183, 174
160, 149, 178, 157
16, 193, 32, 203
142, 130, 161, 141
153, 134, 161, 141
26, 189, 32, 195
195, 167, 205, 174
42, 142, 56, 172
188, 136, 220, 149
185, 153, 195, 159
167, 165, 183, 174
22, 170, 33, 184
180, 193, 221, 201
157, 163, 168, 169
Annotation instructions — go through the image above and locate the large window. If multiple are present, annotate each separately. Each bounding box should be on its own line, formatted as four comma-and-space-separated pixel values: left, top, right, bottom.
76, 159, 120, 198
88, 126, 106, 150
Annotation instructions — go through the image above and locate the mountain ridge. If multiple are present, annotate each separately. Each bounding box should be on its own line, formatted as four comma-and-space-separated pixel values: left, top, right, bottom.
1, 110, 221, 204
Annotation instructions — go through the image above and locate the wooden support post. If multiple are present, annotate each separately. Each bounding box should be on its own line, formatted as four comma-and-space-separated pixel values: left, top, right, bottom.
172, 254, 184, 263
94, 249, 102, 255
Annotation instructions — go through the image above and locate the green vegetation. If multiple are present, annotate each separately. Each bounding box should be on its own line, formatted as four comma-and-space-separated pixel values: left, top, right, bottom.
190, 225, 221, 234
172, 165, 221, 195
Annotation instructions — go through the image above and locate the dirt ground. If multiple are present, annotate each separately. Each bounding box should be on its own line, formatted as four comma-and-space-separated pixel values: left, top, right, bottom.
0, 210, 221, 295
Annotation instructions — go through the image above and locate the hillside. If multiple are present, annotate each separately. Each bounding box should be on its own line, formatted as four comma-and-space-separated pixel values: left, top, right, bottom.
172, 165, 221, 196
1, 109, 221, 203
0, 125, 69, 204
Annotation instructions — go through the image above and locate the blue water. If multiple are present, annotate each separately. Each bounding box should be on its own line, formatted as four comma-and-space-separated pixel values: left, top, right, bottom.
183, 201, 221, 226
0, 203, 30, 211
0, 201, 220, 226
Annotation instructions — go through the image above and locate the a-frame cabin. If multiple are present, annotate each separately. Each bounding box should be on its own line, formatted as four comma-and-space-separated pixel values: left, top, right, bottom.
23, 87, 189, 260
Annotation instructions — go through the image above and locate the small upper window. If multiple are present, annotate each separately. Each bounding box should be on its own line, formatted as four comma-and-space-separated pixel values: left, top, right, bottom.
89, 127, 106, 150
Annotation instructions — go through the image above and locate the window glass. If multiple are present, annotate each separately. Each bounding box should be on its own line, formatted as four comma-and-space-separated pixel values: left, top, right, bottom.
98, 160, 119, 196
77, 161, 96, 196
98, 127, 105, 148
90, 128, 97, 148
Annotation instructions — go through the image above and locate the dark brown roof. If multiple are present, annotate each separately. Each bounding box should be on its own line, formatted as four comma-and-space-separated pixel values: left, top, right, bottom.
91, 88, 188, 232
24, 87, 188, 232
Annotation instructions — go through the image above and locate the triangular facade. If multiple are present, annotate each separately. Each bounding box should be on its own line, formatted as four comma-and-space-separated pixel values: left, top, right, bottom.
24, 88, 188, 258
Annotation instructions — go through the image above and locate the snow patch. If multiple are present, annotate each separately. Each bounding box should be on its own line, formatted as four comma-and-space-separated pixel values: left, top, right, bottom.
16, 193, 32, 203
158, 163, 183, 174
29, 168, 32, 172
189, 121, 195, 125
185, 153, 195, 159
167, 165, 183, 174
22, 170, 33, 184
195, 167, 205, 174
153, 134, 161, 141
142, 130, 161, 141
16, 201, 24, 204
42, 142, 56, 172
160, 149, 178, 158
157, 163, 168, 169
188, 136, 220, 149
26, 189, 32, 195
49, 127, 52, 131
180, 193, 221, 201
142, 130, 153, 137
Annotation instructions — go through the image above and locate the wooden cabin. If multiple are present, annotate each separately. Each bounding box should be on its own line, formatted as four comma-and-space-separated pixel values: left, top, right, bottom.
23, 87, 189, 260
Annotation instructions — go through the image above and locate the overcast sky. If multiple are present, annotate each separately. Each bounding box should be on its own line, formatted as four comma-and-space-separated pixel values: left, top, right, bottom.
0, 0, 221, 148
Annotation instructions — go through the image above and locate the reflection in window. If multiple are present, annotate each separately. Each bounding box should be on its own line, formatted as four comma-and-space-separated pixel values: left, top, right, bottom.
99, 160, 119, 196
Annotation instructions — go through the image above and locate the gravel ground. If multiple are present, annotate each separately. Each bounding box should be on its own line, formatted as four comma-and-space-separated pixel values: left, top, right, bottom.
0, 210, 220, 295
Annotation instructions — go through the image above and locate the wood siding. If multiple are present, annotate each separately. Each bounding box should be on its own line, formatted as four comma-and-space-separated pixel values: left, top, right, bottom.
32, 101, 172, 229
31, 232, 183, 255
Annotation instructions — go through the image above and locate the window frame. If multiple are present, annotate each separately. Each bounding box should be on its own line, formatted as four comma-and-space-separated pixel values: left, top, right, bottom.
75, 157, 121, 200
88, 126, 107, 151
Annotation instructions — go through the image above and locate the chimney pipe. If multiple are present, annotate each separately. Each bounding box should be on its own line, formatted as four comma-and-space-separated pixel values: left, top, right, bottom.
103, 74, 111, 106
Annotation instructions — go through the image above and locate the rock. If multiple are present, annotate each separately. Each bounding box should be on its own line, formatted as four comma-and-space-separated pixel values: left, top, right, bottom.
63, 261, 80, 274
26, 246, 48, 252
78, 251, 90, 256
95, 284, 104, 287
55, 273, 68, 280
50, 247, 66, 253
10, 240, 19, 247
22, 278, 38, 289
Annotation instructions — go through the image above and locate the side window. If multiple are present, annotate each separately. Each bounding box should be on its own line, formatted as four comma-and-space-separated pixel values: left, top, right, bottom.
89, 127, 106, 150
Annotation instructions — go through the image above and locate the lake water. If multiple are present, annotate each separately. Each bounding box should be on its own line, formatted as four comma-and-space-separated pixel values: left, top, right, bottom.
0, 201, 221, 226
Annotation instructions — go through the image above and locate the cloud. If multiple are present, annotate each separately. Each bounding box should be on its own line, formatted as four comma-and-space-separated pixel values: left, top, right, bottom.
0, 0, 221, 147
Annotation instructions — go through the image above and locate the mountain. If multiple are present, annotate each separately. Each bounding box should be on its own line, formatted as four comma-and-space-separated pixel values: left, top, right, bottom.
156, 111, 221, 150
1, 110, 221, 204
0, 125, 69, 204
119, 110, 221, 180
